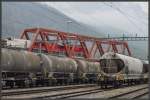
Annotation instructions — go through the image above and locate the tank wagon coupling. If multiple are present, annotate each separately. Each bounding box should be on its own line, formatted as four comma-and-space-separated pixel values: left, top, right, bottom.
97, 52, 148, 88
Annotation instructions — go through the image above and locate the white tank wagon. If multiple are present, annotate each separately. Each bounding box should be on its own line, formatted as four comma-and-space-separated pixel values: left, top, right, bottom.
98, 52, 148, 88
76, 60, 100, 83
1, 48, 41, 88
39, 54, 78, 85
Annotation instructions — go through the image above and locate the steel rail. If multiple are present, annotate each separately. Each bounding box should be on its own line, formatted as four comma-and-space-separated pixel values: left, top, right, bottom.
2, 84, 96, 96
108, 86, 148, 99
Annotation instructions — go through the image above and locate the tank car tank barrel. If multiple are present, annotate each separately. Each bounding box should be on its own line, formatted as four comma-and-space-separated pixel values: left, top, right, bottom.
1, 48, 41, 72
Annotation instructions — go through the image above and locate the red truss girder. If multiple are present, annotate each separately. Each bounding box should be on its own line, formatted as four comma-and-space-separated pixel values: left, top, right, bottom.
20, 28, 132, 60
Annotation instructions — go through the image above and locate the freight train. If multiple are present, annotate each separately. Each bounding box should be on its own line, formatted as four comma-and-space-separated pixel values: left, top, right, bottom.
97, 52, 149, 88
1, 48, 100, 88
1, 38, 149, 88
1, 48, 148, 89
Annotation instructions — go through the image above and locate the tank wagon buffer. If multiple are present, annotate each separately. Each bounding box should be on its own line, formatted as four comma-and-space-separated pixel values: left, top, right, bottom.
98, 52, 149, 88
1, 48, 100, 88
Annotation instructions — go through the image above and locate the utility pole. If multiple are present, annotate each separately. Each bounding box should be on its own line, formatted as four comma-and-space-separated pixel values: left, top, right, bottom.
149, 31, 150, 99
66, 20, 72, 45
122, 33, 125, 54
108, 34, 110, 39
0, 35, 1, 100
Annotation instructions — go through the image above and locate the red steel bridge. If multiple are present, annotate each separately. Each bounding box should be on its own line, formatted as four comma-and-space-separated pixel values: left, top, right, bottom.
19, 28, 134, 61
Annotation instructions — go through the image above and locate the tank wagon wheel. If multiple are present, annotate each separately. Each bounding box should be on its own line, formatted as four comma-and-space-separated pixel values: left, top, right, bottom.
97, 80, 101, 86
140, 79, 144, 84
100, 80, 108, 89
142, 78, 147, 84
8, 81, 15, 88
145, 78, 148, 83
85, 79, 88, 84
57, 79, 63, 86
101, 81, 105, 88
48, 78, 57, 86
127, 79, 130, 86
81, 78, 88, 84
98, 81, 104, 89
10, 84, 14, 88
136, 80, 140, 84
104, 81, 108, 89
89, 79, 94, 84
28, 79, 36, 87
128, 79, 133, 86
113, 81, 118, 88
46, 79, 53, 86
23, 78, 32, 88
134, 79, 138, 84
65, 79, 71, 85
62, 79, 66, 85
115, 80, 123, 88
67, 79, 73, 85
76, 78, 80, 84
70, 79, 74, 85
40, 79, 49, 86
120, 80, 124, 87
131, 79, 134, 85
62, 79, 67, 86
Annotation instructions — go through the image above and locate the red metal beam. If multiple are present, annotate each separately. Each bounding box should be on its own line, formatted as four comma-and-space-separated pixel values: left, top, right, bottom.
19, 27, 132, 59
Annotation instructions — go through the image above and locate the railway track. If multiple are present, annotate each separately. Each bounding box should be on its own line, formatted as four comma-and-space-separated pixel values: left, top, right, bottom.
2, 84, 96, 96
66, 84, 148, 99
109, 86, 148, 99
2, 84, 101, 99
2, 84, 148, 100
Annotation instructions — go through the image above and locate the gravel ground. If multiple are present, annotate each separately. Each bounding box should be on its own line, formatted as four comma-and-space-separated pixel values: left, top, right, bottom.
67, 84, 148, 99
139, 94, 149, 99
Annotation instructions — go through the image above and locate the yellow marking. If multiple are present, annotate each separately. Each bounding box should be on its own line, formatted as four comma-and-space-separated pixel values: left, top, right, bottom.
116, 74, 124, 80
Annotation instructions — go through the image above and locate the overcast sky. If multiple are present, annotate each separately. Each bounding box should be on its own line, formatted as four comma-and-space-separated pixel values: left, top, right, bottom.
41, 2, 148, 14
40, 2, 148, 36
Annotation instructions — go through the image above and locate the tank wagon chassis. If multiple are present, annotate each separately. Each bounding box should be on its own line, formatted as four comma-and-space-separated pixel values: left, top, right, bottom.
2, 72, 100, 89
97, 74, 148, 89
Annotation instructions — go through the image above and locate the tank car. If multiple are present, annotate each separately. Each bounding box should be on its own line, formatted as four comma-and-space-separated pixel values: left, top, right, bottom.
37, 54, 78, 85
98, 52, 148, 88
1, 48, 41, 88
76, 60, 100, 83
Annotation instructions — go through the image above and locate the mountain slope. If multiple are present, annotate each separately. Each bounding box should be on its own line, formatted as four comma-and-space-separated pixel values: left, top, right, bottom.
2, 2, 104, 38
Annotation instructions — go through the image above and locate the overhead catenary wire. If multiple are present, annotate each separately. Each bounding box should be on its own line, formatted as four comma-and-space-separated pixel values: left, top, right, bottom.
103, 2, 146, 34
